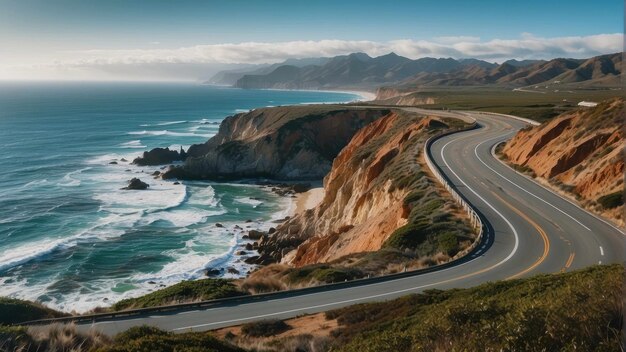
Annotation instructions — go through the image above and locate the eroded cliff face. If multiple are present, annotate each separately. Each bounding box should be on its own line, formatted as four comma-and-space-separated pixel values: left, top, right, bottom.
503, 98, 624, 223
375, 88, 436, 106
167, 106, 390, 180
259, 111, 469, 266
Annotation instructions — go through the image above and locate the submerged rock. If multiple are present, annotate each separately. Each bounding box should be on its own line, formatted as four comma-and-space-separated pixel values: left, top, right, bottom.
204, 268, 221, 277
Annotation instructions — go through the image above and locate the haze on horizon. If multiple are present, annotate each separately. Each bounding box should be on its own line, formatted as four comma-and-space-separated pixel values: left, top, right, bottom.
0, 0, 623, 82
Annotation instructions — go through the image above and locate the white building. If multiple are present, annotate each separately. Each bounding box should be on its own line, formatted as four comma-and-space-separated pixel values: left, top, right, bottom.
577, 101, 598, 107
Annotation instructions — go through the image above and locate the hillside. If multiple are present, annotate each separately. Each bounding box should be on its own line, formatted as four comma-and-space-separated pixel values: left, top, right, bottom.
256, 110, 474, 267
380, 53, 622, 98
162, 105, 391, 180
234, 53, 494, 90
218, 264, 624, 351
3, 265, 622, 352
220, 52, 622, 92
502, 98, 624, 224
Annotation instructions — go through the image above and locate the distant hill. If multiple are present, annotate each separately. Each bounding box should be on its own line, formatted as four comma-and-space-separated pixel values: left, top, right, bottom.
382, 52, 622, 95
232, 52, 495, 89
209, 52, 622, 93
207, 57, 331, 85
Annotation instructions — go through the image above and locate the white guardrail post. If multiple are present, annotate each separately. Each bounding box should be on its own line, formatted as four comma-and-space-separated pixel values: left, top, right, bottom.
423, 122, 484, 259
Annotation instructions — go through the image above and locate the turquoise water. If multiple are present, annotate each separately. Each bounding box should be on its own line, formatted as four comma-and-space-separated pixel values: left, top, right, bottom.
0, 82, 359, 312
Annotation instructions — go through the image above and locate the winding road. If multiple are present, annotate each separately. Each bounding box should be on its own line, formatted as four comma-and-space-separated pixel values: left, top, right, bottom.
52, 109, 625, 335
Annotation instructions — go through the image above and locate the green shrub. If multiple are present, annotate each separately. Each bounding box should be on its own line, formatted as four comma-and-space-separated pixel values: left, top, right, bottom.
111, 279, 246, 311
437, 232, 458, 256
0, 325, 33, 351
0, 297, 66, 324
327, 264, 624, 352
96, 325, 244, 352
241, 319, 291, 337
312, 268, 361, 283
597, 191, 624, 209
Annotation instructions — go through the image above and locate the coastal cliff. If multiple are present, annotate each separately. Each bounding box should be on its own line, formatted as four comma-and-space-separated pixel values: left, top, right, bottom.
502, 98, 624, 224
258, 111, 473, 266
163, 106, 391, 180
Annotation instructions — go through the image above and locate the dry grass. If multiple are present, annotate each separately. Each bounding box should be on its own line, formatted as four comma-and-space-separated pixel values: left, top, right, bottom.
215, 313, 336, 352
1, 323, 112, 352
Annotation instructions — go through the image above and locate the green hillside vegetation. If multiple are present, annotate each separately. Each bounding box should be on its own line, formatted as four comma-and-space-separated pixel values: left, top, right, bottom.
94, 326, 244, 352
0, 297, 67, 325
325, 264, 623, 352
111, 278, 247, 311
2, 265, 622, 352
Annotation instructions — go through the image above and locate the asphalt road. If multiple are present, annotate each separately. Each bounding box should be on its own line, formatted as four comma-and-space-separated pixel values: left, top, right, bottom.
72, 110, 624, 335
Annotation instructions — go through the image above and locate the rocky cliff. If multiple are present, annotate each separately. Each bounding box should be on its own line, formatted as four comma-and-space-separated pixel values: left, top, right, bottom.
258, 111, 473, 266
374, 87, 437, 106
163, 106, 391, 180
503, 98, 624, 224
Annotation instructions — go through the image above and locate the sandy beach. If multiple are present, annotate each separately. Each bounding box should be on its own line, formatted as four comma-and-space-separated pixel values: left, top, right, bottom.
294, 187, 325, 214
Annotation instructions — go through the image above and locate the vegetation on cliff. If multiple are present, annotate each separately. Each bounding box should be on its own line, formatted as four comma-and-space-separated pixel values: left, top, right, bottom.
110, 278, 246, 311
0, 297, 67, 325
502, 97, 624, 224
3, 265, 621, 352
245, 111, 475, 291
325, 264, 623, 352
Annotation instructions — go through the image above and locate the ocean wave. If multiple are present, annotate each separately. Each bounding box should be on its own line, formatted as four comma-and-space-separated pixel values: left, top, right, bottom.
87, 152, 141, 165
118, 140, 147, 149
233, 196, 263, 208
142, 208, 227, 228
22, 179, 49, 188
188, 185, 220, 207
128, 130, 213, 138
0, 212, 137, 273
140, 120, 187, 127
57, 167, 92, 187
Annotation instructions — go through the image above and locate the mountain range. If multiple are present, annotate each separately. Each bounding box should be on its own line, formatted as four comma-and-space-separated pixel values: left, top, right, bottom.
207, 52, 622, 91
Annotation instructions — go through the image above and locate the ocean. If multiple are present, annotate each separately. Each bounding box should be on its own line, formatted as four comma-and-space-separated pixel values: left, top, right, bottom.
0, 82, 360, 312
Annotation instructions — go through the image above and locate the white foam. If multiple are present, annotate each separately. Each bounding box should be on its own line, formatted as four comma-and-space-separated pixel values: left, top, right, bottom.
141, 208, 227, 228
188, 185, 220, 207
57, 167, 92, 187
118, 140, 147, 149
233, 196, 263, 208
0, 212, 138, 272
139, 120, 188, 127
128, 130, 214, 138
22, 179, 48, 188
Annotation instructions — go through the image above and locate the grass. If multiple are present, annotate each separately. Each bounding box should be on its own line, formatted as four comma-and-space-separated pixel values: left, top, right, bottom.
94, 325, 244, 352
1, 323, 110, 352
371, 86, 623, 122
3, 265, 621, 352
110, 278, 247, 311
325, 264, 624, 352
0, 297, 67, 325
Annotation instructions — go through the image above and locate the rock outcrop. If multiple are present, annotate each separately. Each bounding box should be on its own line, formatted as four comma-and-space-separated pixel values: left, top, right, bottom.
133, 147, 187, 166
503, 98, 624, 224
162, 106, 391, 181
123, 178, 149, 190
258, 111, 472, 266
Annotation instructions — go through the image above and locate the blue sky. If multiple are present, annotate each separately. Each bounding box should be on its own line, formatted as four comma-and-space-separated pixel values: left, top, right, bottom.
0, 0, 623, 80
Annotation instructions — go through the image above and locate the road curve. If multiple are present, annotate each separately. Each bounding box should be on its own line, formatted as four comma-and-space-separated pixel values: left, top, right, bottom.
67, 110, 624, 335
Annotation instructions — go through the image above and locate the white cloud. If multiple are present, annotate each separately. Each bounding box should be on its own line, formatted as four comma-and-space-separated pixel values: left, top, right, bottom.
62, 33, 623, 65
1, 33, 622, 80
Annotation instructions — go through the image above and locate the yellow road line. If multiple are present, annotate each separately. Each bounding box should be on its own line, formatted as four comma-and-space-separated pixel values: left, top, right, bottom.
564, 252, 575, 269
488, 191, 550, 280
